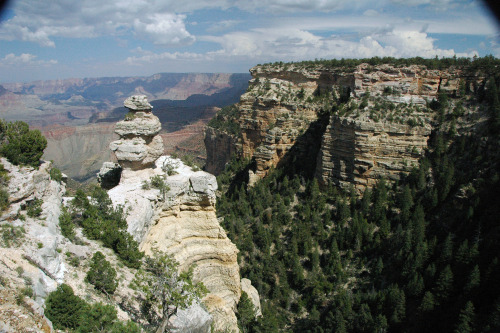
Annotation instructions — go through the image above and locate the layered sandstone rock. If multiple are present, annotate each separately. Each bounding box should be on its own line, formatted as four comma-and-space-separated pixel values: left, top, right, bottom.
315, 116, 431, 192
109, 95, 164, 170
205, 62, 473, 189
108, 156, 241, 332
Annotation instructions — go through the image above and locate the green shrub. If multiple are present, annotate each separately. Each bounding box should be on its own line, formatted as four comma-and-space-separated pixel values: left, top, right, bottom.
44, 284, 86, 330
49, 167, 63, 183
45, 284, 139, 332
26, 198, 43, 217
45, 284, 141, 333
77, 302, 117, 333
69, 186, 143, 269
0, 187, 9, 213
110, 320, 141, 333
0, 163, 9, 187
149, 175, 169, 200
161, 161, 178, 176
114, 232, 143, 269
0, 121, 47, 167
59, 206, 75, 241
0, 224, 25, 247
65, 251, 81, 267
85, 251, 118, 295
207, 104, 241, 135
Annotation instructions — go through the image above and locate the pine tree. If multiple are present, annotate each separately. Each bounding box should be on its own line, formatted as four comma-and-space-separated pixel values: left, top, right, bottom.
398, 184, 413, 223
237, 291, 257, 333
419, 291, 435, 312
455, 301, 475, 333
132, 249, 207, 333
434, 265, 454, 302
464, 265, 480, 294
44, 284, 85, 330
85, 251, 118, 295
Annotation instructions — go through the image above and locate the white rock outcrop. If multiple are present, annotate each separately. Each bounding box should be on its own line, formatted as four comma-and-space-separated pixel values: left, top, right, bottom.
108, 156, 241, 332
0, 158, 66, 305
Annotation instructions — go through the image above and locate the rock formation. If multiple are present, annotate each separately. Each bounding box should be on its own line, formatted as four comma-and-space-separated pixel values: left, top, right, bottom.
315, 116, 431, 191
0, 158, 67, 332
204, 126, 238, 175
205, 62, 480, 190
103, 96, 247, 331
109, 95, 164, 170
108, 156, 242, 332
97, 162, 122, 189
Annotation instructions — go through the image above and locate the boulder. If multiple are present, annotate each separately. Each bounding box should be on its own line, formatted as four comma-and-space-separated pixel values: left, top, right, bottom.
123, 95, 153, 111
97, 162, 122, 189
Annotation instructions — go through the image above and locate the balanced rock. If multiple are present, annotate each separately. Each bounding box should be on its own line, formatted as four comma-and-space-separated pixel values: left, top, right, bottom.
110, 95, 164, 170
123, 95, 153, 111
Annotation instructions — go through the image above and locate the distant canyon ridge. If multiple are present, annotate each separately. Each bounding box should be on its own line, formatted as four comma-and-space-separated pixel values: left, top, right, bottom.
0, 73, 250, 182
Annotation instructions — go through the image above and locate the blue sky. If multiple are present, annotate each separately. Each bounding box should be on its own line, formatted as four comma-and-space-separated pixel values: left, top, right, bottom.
0, 0, 499, 83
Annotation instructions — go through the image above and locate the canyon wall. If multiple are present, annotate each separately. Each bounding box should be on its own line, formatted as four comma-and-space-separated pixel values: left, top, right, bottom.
205, 62, 481, 190
315, 117, 431, 191
204, 127, 238, 175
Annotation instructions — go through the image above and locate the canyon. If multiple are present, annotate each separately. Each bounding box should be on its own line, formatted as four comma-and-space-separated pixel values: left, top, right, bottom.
1, 72, 250, 182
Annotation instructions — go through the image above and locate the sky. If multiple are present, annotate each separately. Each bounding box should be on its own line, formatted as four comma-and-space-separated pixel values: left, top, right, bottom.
0, 0, 499, 83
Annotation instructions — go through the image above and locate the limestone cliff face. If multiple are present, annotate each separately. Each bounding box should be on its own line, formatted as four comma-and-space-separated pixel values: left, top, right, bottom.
315, 117, 431, 191
204, 126, 238, 175
108, 156, 241, 332
205, 62, 479, 189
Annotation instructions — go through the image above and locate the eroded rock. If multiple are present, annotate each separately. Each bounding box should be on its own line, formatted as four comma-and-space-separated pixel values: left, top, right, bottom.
109, 95, 164, 170
97, 162, 122, 189
108, 156, 241, 332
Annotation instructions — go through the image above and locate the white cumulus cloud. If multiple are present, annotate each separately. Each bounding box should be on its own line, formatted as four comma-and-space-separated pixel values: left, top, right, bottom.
0, 0, 196, 47
0, 53, 58, 66
133, 13, 195, 45
202, 27, 477, 63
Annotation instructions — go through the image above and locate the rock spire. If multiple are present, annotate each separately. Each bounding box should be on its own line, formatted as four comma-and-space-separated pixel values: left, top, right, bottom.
109, 95, 164, 170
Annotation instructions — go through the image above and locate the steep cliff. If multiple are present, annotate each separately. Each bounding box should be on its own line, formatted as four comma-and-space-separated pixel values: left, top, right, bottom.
0, 159, 67, 332
315, 117, 431, 191
205, 61, 483, 190
204, 126, 238, 175
108, 156, 242, 332
103, 96, 246, 331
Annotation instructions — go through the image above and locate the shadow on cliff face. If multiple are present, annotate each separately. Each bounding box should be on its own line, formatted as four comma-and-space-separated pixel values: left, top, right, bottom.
223, 112, 329, 198
275, 113, 330, 180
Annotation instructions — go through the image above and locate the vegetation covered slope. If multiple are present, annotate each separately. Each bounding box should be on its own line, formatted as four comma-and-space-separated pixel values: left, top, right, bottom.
214, 57, 500, 332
